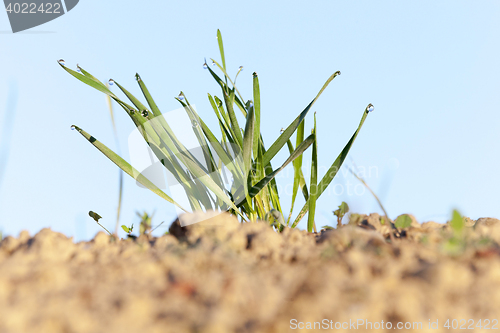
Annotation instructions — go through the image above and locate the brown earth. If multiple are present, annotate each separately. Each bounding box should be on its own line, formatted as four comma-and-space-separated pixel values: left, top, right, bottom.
1, 213, 500, 333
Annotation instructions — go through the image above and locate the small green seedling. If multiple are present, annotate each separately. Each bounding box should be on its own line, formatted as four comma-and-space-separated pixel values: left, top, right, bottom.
121, 224, 133, 234
89, 211, 102, 222
394, 214, 412, 229
89, 210, 113, 236
333, 202, 349, 228
380, 216, 386, 225
443, 210, 466, 255
450, 209, 465, 235
321, 225, 334, 230
137, 211, 153, 235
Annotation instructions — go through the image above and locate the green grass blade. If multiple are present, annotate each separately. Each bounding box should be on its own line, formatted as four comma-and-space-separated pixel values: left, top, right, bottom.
242, 102, 255, 176
206, 64, 228, 95
177, 151, 245, 218
223, 88, 244, 147
71, 125, 188, 212
292, 105, 371, 228
285, 118, 306, 225
113, 81, 149, 112
187, 170, 214, 210
208, 94, 238, 144
136, 74, 162, 117
242, 101, 255, 203
252, 72, 261, 159
176, 95, 218, 173
285, 138, 309, 225
248, 133, 314, 199
59, 63, 135, 111
308, 114, 318, 233
262, 71, 341, 166
210, 59, 247, 112
76, 64, 108, 89
217, 29, 226, 73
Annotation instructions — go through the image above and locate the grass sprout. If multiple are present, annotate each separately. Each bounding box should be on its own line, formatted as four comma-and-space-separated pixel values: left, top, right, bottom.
121, 224, 133, 234
62, 30, 373, 232
89, 210, 112, 236
137, 210, 153, 235
333, 201, 349, 228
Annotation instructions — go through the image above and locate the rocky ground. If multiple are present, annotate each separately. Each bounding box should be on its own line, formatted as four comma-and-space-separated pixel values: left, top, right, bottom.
1, 213, 500, 332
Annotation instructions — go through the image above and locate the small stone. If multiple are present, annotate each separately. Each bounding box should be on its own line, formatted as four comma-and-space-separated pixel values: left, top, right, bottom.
475, 217, 500, 227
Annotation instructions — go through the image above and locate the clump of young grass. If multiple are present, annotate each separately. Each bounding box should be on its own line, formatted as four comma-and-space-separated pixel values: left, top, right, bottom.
61, 30, 373, 232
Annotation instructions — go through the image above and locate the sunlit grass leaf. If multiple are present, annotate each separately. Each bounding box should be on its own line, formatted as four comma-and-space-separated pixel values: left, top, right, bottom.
64, 30, 372, 232
72, 125, 188, 212
136, 74, 162, 117
217, 29, 226, 72
307, 114, 318, 233
262, 71, 341, 167
248, 134, 314, 198
252, 73, 261, 158
292, 106, 371, 228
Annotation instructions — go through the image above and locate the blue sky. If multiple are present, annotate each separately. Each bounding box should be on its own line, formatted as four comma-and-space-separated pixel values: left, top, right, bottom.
0, 1, 499, 240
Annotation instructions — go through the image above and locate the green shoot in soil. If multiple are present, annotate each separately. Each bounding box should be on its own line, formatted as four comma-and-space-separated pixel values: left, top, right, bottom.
121, 224, 133, 235
63, 30, 373, 232
137, 210, 153, 235
442, 209, 466, 255
89, 211, 112, 236
333, 201, 349, 228
394, 214, 412, 229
